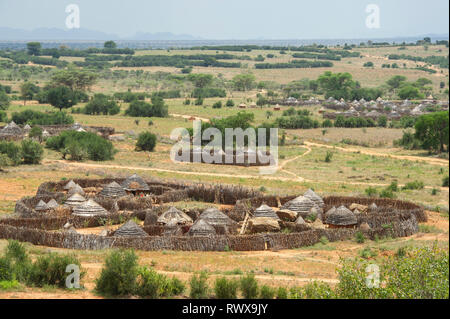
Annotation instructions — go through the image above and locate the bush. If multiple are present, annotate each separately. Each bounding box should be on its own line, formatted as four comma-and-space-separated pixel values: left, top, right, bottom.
240, 274, 259, 299
443, 176, 449, 187
259, 285, 276, 299
11, 110, 74, 125
21, 139, 43, 164
28, 253, 82, 288
136, 267, 164, 299
95, 250, 139, 297
82, 94, 120, 115
46, 131, 115, 161
303, 281, 335, 299
226, 99, 235, 107
136, 132, 157, 152
0, 110, 7, 122
276, 287, 288, 299
0, 141, 22, 165
212, 101, 222, 109
0, 90, 10, 110
402, 180, 424, 190
214, 277, 239, 299
189, 272, 209, 299
125, 97, 168, 118
355, 231, 365, 244
365, 187, 378, 197
28, 126, 43, 141
324, 151, 333, 163
380, 188, 395, 199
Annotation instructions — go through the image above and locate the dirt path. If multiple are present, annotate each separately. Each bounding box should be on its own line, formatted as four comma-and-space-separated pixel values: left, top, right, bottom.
170, 113, 210, 122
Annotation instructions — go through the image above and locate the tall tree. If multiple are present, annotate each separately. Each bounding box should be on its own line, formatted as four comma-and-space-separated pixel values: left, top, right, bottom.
47, 86, 78, 111
26, 42, 41, 56
414, 111, 449, 153
20, 82, 39, 105
104, 41, 117, 49
51, 67, 98, 91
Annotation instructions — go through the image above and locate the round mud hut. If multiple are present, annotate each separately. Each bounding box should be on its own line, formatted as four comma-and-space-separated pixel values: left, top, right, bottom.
72, 199, 108, 217
65, 193, 86, 207
198, 208, 238, 234
303, 189, 324, 209
99, 181, 127, 198
121, 174, 150, 194
114, 220, 149, 237
46, 199, 59, 210
67, 184, 85, 197
281, 196, 318, 218
253, 204, 280, 220
35, 200, 49, 211
157, 207, 193, 226
325, 205, 357, 228
188, 219, 216, 236
64, 180, 77, 191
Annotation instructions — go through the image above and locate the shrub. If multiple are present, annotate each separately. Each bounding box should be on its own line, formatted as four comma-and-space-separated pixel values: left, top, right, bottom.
259, 285, 276, 299
136, 132, 157, 152
355, 231, 365, 244
365, 187, 378, 197
95, 249, 139, 297
226, 99, 235, 107
136, 267, 164, 299
189, 272, 209, 299
125, 97, 168, 118
214, 277, 239, 299
28, 253, 82, 288
324, 151, 333, 163
443, 176, 449, 187
21, 139, 43, 164
240, 274, 259, 299
11, 110, 74, 125
0, 90, 10, 110
276, 287, 288, 299
303, 281, 335, 299
0, 141, 22, 165
0, 110, 7, 122
28, 126, 43, 141
212, 101, 222, 109
380, 188, 395, 199
402, 180, 424, 190
82, 94, 120, 115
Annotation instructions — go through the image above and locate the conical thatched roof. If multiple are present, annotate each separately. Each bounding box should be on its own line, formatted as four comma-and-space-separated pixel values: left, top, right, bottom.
303, 189, 324, 208
67, 184, 85, 196
24, 124, 31, 131
0, 121, 22, 135
326, 205, 357, 226
199, 207, 236, 228
281, 196, 316, 217
65, 193, 86, 207
35, 200, 49, 211
121, 174, 150, 191
295, 215, 306, 225
99, 181, 127, 198
46, 199, 59, 209
157, 207, 192, 225
188, 219, 216, 236
64, 180, 77, 190
254, 204, 279, 219
72, 199, 108, 217
114, 220, 149, 237
369, 203, 378, 211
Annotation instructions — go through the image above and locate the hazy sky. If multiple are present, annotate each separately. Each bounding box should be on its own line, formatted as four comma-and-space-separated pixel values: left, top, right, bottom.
0, 0, 448, 39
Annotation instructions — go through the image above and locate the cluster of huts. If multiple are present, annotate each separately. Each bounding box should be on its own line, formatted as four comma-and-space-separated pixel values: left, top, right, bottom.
321, 97, 448, 120
0, 121, 114, 141
32, 176, 375, 238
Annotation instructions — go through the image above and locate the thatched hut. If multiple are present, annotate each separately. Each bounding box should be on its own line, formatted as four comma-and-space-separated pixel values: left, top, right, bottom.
157, 207, 193, 226
67, 184, 85, 196
114, 220, 149, 237
0, 121, 22, 136
64, 180, 77, 190
46, 199, 59, 210
121, 174, 150, 193
281, 196, 317, 218
198, 207, 237, 234
99, 181, 127, 198
254, 204, 279, 219
72, 199, 108, 217
188, 219, 216, 236
369, 203, 378, 211
35, 200, 49, 211
303, 189, 324, 209
295, 215, 306, 225
325, 205, 357, 228
65, 193, 86, 207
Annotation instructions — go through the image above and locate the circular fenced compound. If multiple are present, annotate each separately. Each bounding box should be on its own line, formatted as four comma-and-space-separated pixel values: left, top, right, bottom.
0, 176, 425, 252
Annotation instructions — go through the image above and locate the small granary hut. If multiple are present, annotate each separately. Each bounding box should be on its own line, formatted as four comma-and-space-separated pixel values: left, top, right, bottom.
35, 200, 49, 211
157, 207, 193, 226
303, 189, 324, 209
198, 207, 237, 234
67, 184, 85, 196
325, 205, 357, 228
281, 196, 317, 218
114, 220, 149, 237
72, 199, 108, 217
188, 219, 216, 236
65, 193, 86, 207
24, 124, 31, 131
121, 174, 150, 193
369, 203, 378, 211
99, 181, 127, 198
64, 180, 77, 190
46, 199, 59, 210
254, 204, 279, 219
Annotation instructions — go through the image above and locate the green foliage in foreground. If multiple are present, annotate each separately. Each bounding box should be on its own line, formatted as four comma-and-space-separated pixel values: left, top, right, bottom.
136, 132, 157, 152
46, 131, 116, 161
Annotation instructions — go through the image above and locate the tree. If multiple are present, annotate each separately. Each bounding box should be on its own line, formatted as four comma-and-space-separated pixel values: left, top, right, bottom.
386, 75, 407, 91
28, 126, 43, 143
21, 139, 43, 164
317, 71, 355, 100
187, 74, 213, 88
47, 86, 78, 111
104, 41, 117, 49
232, 73, 256, 91
136, 132, 157, 151
414, 111, 449, 153
26, 42, 41, 56
20, 82, 39, 106
51, 67, 98, 91
83, 94, 120, 115
398, 85, 424, 100
0, 90, 10, 110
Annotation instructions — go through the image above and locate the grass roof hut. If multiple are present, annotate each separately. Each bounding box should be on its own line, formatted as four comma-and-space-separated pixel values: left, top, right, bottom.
67, 184, 85, 196
254, 204, 280, 220
303, 189, 324, 209
198, 207, 237, 234
35, 200, 49, 211
188, 219, 216, 236
114, 220, 149, 237
99, 181, 127, 198
65, 193, 86, 207
46, 199, 59, 210
0, 121, 22, 136
157, 207, 193, 226
121, 174, 150, 192
64, 180, 77, 190
72, 199, 108, 217
325, 205, 357, 228
281, 196, 317, 218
